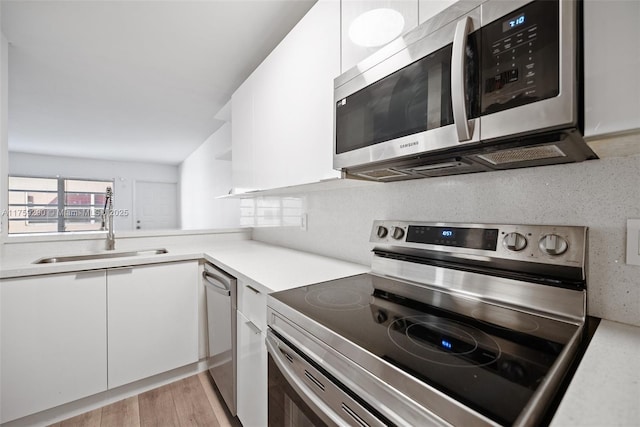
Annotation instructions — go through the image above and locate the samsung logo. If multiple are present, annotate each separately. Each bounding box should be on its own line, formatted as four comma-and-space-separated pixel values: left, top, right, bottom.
400, 141, 419, 149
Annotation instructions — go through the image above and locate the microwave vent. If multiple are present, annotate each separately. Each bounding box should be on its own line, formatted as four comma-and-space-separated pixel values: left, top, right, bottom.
476, 145, 567, 166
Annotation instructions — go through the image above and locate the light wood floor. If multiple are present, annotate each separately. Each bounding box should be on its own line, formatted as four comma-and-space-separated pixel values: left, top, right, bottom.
49, 372, 242, 427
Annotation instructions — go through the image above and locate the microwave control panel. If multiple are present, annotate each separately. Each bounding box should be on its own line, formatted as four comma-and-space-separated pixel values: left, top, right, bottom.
480, 0, 561, 116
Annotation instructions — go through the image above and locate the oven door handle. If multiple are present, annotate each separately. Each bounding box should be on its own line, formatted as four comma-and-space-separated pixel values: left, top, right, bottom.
266, 333, 369, 427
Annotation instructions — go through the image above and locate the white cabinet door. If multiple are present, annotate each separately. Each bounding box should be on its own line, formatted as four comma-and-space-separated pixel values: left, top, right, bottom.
107, 261, 198, 388
0, 271, 107, 423
342, 0, 419, 72
584, 0, 640, 138
419, 0, 457, 24
231, 0, 341, 192
236, 310, 267, 427
255, 0, 341, 189
231, 75, 256, 192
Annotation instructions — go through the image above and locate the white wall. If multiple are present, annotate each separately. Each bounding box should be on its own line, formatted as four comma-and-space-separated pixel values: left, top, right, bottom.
0, 28, 9, 238
179, 123, 239, 229
8, 152, 179, 231
252, 151, 640, 328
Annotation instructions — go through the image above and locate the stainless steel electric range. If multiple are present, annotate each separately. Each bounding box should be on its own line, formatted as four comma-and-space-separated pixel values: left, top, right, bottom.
266, 221, 595, 426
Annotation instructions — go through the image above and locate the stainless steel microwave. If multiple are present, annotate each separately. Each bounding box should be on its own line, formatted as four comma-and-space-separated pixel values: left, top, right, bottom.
333, 0, 597, 181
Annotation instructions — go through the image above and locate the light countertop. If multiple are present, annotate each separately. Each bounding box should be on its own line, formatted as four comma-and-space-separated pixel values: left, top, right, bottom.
551, 319, 640, 426
0, 240, 369, 293
2, 239, 638, 425
202, 241, 369, 293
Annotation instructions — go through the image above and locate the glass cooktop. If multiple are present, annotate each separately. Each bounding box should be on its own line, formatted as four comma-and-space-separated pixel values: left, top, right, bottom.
270, 273, 581, 425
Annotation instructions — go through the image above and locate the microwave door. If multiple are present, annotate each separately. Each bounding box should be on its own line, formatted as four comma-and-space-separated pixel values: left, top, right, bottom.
334, 8, 481, 171
334, 45, 457, 159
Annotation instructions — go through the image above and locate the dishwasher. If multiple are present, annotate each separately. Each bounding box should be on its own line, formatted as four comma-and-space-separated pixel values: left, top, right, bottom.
203, 262, 237, 416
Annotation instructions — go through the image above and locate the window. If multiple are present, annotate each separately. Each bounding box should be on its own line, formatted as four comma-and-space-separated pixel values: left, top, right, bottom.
7, 176, 114, 234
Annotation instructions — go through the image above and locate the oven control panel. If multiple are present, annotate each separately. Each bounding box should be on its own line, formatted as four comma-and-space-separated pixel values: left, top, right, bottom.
370, 220, 587, 268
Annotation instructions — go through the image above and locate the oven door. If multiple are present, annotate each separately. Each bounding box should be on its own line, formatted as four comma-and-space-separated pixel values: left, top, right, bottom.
266, 331, 386, 427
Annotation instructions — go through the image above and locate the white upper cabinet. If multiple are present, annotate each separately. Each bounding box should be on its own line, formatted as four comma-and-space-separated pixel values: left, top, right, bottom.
340, 0, 457, 72
231, 0, 341, 192
341, 0, 419, 73
231, 75, 256, 192
418, 0, 457, 24
583, 0, 640, 138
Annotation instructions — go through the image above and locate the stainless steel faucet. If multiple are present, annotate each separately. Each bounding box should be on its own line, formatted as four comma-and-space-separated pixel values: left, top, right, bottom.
101, 187, 115, 250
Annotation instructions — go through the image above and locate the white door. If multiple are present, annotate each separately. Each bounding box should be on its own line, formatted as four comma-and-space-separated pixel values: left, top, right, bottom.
135, 181, 178, 230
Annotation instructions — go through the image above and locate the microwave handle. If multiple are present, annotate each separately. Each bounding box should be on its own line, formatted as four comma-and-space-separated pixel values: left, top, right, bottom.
451, 16, 474, 142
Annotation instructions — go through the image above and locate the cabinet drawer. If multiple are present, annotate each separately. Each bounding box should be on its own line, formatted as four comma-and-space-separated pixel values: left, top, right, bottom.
236, 310, 267, 427
237, 280, 267, 331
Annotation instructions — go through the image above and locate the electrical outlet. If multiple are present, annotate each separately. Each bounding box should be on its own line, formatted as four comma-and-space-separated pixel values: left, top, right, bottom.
300, 213, 308, 231
626, 219, 640, 266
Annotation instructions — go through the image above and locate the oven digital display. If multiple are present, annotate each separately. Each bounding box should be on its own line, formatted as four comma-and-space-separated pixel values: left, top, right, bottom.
406, 226, 499, 250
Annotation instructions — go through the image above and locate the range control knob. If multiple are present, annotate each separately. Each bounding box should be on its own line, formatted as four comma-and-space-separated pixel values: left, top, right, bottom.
376, 226, 389, 238
391, 226, 405, 240
539, 234, 568, 256
503, 232, 527, 251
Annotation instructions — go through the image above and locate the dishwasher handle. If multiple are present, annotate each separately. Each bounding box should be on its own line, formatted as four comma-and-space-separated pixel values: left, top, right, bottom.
202, 270, 231, 297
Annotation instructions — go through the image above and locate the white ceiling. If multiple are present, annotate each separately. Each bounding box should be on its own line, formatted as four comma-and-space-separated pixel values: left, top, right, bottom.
1, 0, 317, 165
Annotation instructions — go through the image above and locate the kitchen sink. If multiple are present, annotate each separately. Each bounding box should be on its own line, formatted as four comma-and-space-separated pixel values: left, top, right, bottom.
33, 249, 169, 264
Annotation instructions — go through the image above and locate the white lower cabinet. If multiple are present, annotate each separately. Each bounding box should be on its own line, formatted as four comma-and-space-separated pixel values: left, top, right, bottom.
236, 310, 267, 427
107, 261, 199, 388
0, 260, 200, 422
0, 271, 108, 423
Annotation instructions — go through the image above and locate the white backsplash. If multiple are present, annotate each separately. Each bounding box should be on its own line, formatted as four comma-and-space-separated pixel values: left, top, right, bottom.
253, 154, 640, 327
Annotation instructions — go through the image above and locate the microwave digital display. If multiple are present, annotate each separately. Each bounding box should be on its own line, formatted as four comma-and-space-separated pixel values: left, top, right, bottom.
503, 13, 526, 32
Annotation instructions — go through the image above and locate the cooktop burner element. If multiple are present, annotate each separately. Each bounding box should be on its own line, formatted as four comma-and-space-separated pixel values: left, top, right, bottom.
304, 287, 366, 311
388, 315, 502, 368
267, 220, 589, 426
